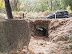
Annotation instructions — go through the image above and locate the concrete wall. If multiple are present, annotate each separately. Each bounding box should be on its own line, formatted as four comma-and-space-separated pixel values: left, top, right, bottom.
0, 19, 30, 52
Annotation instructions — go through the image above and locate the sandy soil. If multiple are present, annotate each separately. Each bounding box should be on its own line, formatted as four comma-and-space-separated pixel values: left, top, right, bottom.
12, 18, 72, 54
28, 18, 72, 54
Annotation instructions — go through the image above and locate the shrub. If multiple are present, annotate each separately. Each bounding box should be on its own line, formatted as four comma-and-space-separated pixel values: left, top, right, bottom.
66, 5, 72, 13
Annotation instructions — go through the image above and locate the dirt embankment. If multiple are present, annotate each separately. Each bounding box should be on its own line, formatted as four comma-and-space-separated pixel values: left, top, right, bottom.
12, 18, 72, 54
28, 18, 72, 54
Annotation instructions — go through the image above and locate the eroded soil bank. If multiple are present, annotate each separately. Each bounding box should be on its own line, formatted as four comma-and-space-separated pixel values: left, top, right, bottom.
12, 18, 72, 54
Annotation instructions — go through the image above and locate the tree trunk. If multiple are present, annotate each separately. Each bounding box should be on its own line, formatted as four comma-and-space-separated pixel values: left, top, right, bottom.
55, 0, 57, 10
51, 0, 52, 11
14, 0, 18, 11
70, 5, 72, 10
5, 0, 13, 19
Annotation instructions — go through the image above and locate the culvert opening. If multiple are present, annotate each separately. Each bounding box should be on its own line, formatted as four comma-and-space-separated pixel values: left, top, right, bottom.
35, 27, 48, 37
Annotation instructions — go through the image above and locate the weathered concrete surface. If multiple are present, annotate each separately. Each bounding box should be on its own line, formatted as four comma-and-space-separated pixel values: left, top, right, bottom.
0, 19, 30, 53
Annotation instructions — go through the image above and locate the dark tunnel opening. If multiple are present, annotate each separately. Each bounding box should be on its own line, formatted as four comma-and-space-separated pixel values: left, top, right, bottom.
35, 27, 48, 37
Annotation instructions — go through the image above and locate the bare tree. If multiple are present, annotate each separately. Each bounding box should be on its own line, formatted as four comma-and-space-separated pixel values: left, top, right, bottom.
4, 0, 13, 19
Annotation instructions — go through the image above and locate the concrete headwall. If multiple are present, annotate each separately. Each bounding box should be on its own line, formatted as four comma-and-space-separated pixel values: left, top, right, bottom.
0, 19, 30, 52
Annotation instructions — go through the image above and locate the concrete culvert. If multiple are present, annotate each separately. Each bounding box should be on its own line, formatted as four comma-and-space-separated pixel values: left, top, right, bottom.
35, 27, 48, 37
